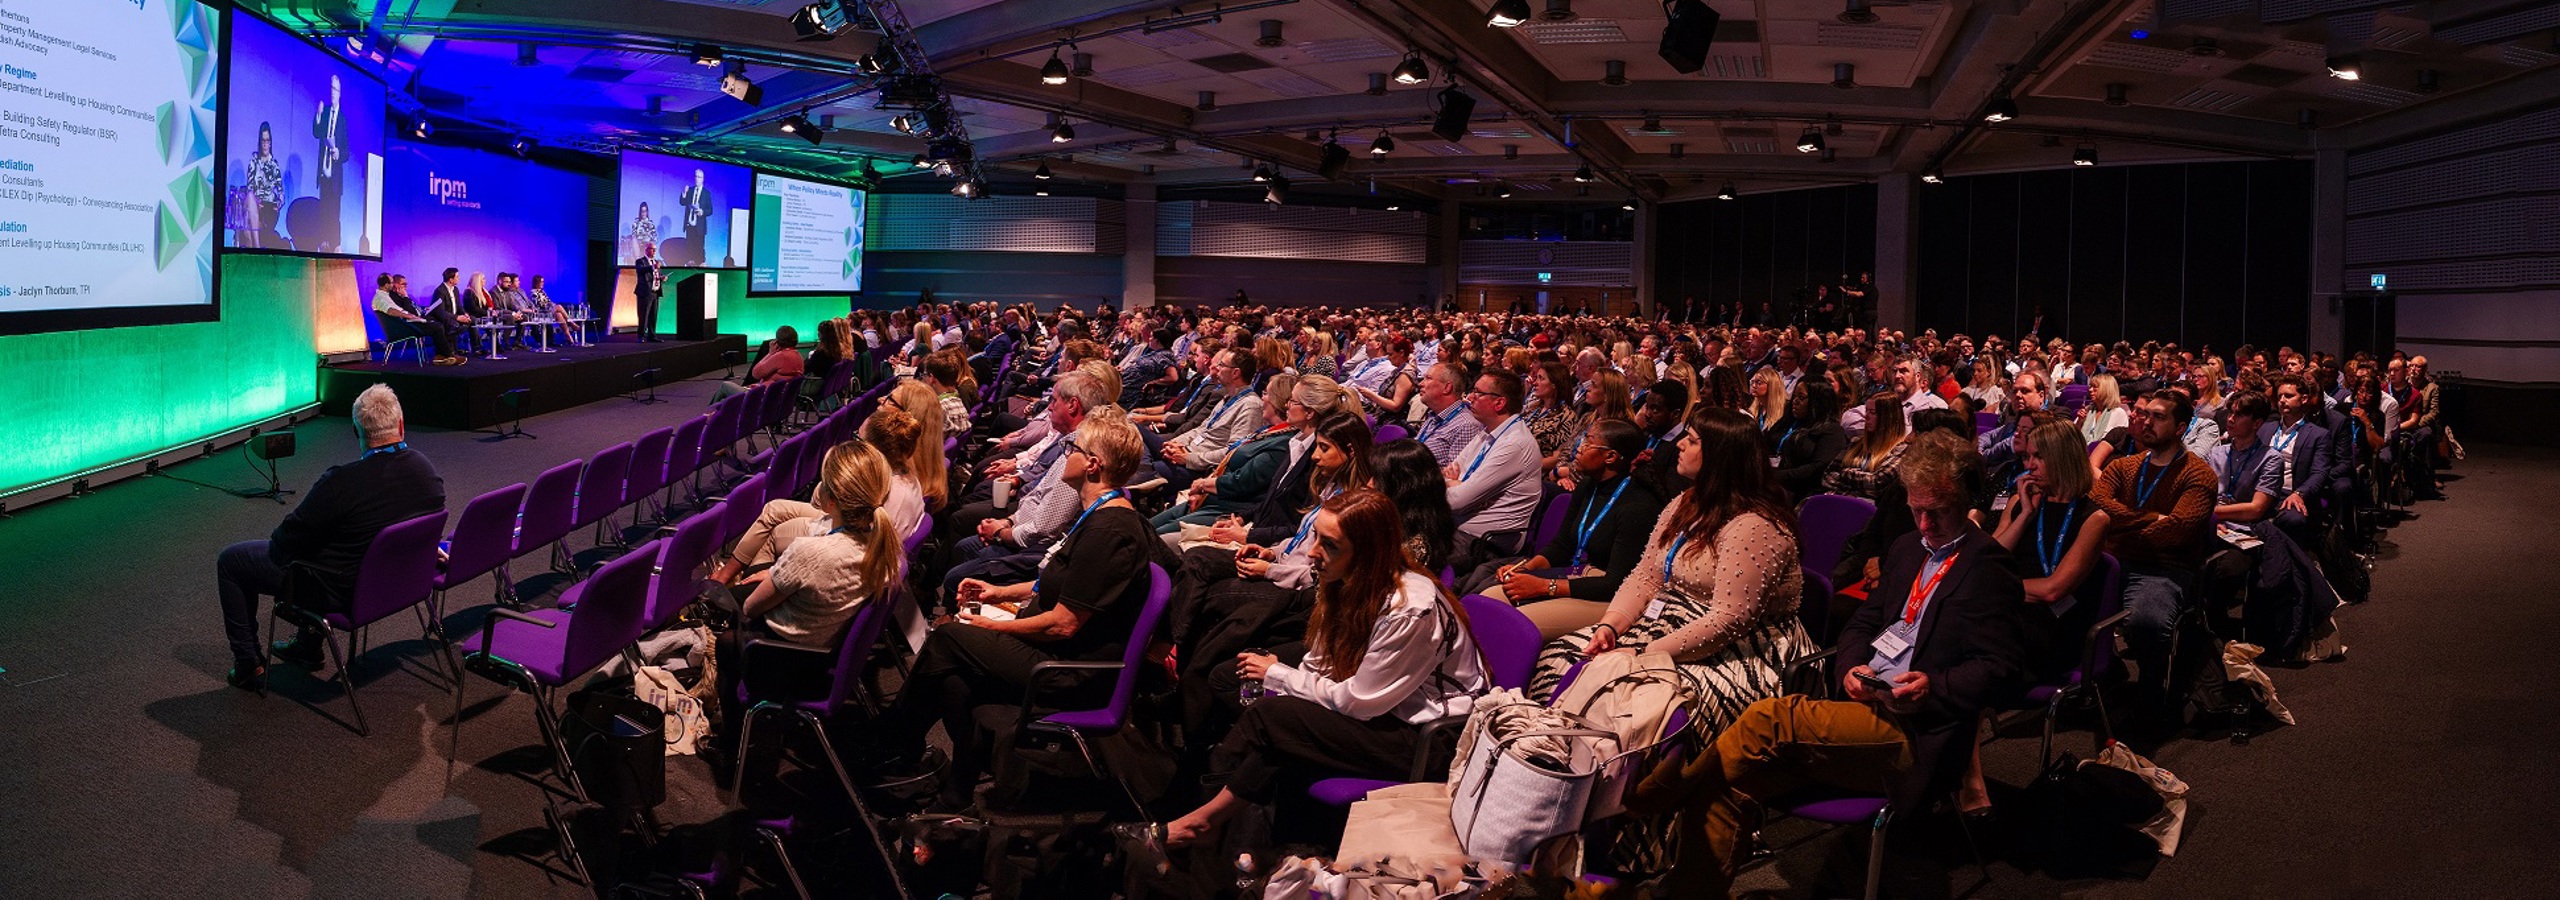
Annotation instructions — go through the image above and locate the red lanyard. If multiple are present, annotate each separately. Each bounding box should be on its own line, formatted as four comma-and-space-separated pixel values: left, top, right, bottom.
1902, 552, 1961, 624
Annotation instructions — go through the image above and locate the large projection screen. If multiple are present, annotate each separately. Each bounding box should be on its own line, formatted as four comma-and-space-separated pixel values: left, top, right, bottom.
219, 9, 385, 260
0, 0, 224, 336
618, 149, 750, 269
748, 172, 864, 294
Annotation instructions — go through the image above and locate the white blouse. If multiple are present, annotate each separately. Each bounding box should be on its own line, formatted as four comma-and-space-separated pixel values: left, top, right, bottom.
1265, 571, 1489, 725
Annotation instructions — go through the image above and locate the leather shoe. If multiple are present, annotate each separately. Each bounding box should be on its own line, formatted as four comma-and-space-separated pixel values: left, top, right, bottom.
226, 663, 267, 695
271, 632, 326, 670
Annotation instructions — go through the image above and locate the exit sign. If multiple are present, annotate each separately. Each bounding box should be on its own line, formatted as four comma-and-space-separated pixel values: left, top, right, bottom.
1537, 272, 1553, 283
2370, 273, 2387, 290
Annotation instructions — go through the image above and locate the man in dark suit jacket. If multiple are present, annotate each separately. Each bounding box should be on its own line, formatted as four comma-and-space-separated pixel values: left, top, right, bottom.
311, 75, 349, 251
634, 243, 666, 341
678, 169, 713, 266
2263, 374, 2341, 527
1627, 431, 2030, 898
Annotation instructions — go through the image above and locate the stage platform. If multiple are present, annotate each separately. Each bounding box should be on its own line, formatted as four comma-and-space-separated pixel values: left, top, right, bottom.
320, 334, 749, 430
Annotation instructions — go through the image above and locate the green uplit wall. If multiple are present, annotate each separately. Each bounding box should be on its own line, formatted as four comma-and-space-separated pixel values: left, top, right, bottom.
0, 255, 325, 496
650, 268, 848, 347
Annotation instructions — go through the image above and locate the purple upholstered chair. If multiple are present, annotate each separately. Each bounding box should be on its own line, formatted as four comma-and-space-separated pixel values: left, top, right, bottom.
1007, 563, 1173, 820
640, 503, 727, 631
1307, 594, 1540, 807
1995, 553, 2129, 765
1528, 483, 1572, 556
2056, 383, 2090, 416
438, 483, 528, 614
1797, 494, 1877, 581
1974, 411, 2000, 437
573, 441, 635, 550
664, 415, 708, 509
627, 426, 677, 528
271, 509, 449, 736
454, 538, 661, 802
726, 587, 915, 898
715, 472, 771, 548
1799, 566, 1838, 645
520, 459, 585, 576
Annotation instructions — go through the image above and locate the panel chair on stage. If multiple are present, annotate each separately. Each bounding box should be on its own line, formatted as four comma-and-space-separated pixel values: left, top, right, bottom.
268, 509, 450, 736
373, 311, 433, 367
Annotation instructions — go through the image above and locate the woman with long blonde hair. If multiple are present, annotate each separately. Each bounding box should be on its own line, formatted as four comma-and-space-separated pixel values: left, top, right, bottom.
714, 439, 905, 749
1746, 366, 1787, 431
2078, 373, 2126, 444
889, 379, 949, 509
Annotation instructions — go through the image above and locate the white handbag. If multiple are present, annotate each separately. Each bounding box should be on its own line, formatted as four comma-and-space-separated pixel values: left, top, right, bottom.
1448, 720, 1620, 869
635, 666, 709, 756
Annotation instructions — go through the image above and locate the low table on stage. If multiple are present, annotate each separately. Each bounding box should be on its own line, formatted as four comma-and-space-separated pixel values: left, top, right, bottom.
323, 334, 748, 430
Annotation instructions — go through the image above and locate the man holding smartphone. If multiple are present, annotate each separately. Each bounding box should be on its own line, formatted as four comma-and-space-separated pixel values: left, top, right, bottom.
1622, 431, 2032, 898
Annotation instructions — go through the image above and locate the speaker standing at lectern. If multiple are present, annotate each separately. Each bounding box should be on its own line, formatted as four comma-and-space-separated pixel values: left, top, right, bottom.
636, 243, 666, 342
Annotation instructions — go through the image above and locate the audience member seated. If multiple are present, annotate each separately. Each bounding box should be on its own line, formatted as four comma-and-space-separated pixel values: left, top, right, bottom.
885, 411, 1173, 812
1409, 361, 1485, 466
2089, 390, 2218, 720
215, 384, 446, 692
1528, 408, 1814, 724
1157, 347, 1266, 491
1624, 430, 2030, 897
709, 405, 929, 585
711, 326, 805, 402
1153, 373, 1298, 533
1772, 377, 1849, 504
1443, 369, 1544, 571
1627, 379, 1694, 495
369, 272, 456, 364
937, 372, 1113, 597
921, 351, 974, 437
1465, 420, 1668, 641
1163, 489, 1490, 847
1368, 439, 1458, 575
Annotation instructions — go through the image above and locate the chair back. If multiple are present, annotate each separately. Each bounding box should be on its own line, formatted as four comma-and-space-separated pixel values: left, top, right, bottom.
706, 394, 748, 454
553, 540, 663, 684
666, 415, 708, 481
573, 442, 635, 527
517, 459, 586, 553
1798, 567, 1836, 645
1974, 411, 1999, 437
762, 376, 802, 428
647, 504, 727, 629
1376, 423, 1410, 444
1528, 483, 1572, 556
1074, 564, 1172, 731
1458, 594, 1542, 692
812, 585, 903, 715
1796, 494, 1876, 578
440, 483, 528, 591
2079, 553, 2128, 683
719, 472, 771, 545
343, 511, 450, 630
2057, 384, 2090, 416
628, 426, 677, 500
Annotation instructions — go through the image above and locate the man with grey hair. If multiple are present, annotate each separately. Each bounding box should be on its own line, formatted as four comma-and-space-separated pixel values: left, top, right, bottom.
938, 372, 1113, 599
216, 384, 445, 693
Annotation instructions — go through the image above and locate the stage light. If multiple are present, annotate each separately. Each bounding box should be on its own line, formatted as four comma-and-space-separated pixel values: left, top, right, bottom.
1392, 52, 1430, 85
891, 113, 916, 134
792, 1, 852, 41
1796, 128, 1824, 153
1922, 169, 1943, 183
2326, 55, 2361, 80
1602, 60, 1627, 86
1840, 0, 1878, 25
1264, 173, 1290, 205
1620, 195, 1638, 211
721, 66, 763, 106
510, 136, 534, 157
953, 178, 984, 199
1041, 49, 1071, 85
857, 53, 898, 75
1251, 164, 1273, 183
692, 44, 724, 66
781, 112, 824, 146
1574, 165, 1594, 182
1487, 0, 1532, 27
1543, 0, 1577, 20
1495, 182, 1513, 198
1983, 94, 2017, 122
1051, 118, 1076, 143
412, 118, 432, 139
1035, 161, 1053, 180
1833, 63, 1855, 89
910, 153, 932, 169
2073, 143, 2097, 166
1318, 137, 1351, 179
1371, 131, 1395, 155
1717, 182, 1737, 200
1035, 187, 1051, 197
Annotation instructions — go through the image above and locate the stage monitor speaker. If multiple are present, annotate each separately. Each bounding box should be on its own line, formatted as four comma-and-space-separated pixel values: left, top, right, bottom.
675, 273, 721, 341
1430, 85, 1477, 143
249, 432, 296, 461
1658, 0, 1722, 75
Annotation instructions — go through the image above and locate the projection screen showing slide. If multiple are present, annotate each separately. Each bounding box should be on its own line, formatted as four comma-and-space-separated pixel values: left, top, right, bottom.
618, 149, 749, 269
0, 0, 223, 335
749, 172, 864, 294
221, 10, 384, 259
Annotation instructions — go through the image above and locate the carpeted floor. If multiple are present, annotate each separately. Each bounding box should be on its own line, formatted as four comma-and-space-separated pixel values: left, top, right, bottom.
0, 383, 2550, 898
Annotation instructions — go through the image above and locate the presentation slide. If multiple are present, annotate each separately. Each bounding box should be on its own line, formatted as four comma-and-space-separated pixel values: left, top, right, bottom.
0, 0, 221, 334
221, 10, 383, 257
749, 172, 863, 293
354, 140, 588, 343
618, 149, 749, 268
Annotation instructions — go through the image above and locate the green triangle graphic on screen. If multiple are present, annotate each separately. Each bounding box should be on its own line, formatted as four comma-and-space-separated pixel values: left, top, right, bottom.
155, 203, 187, 270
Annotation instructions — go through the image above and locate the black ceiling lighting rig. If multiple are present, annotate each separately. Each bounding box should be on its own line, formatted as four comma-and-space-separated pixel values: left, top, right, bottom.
850, 0, 989, 195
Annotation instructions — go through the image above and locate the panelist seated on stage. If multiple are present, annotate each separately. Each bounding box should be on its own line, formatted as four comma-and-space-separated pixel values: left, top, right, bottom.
370, 273, 461, 366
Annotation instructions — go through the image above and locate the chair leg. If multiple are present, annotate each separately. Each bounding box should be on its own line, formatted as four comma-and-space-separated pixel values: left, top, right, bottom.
805, 711, 917, 900
1862, 807, 1892, 900
325, 627, 368, 737
1064, 726, 1152, 824
755, 827, 813, 900
730, 704, 767, 797
529, 685, 588, 802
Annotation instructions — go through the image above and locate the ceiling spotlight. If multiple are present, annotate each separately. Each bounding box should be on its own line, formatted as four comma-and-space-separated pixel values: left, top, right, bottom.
1602, 60, 1628, 86
791, 1, 853, 41
1035, 161, 1054, 180
1543, 0, 1578, 21
509, 136, 534, 157
412, 118, 432, 139
1983, 94, 2018, 122
1051, 118, 1076, 143
1041, 48, 1071, 84
1620, 195, 1638, 211
1197, 91, 1218, 111
2072, 142, 2097, 166
1922, 169, 1943, 184
692, 44, 724, 67
1573, 165, 1594, 182
857, 52, 898, 75
932, 159, 957, 177
1641, 115, 1667, 134
1371, 130, 1395, 155
780, 112, 824, 146
1392, 52, 1431, 85
1265, 173, 1291, 205
2325, 55, 2361, 81
1257, 19, 1285, 47
1252, 164, 1273, 183
1072, 52, 1094, 77
1487, 0, 1533, 28
891, 113, 916, 134
1832, 63, 1856, 89
1034, 187, 1051, 197
1717, 182, 1736, 200
1796, 128, 1825, 153
720, 66, 762, 106
1495, 182, 1514, 198
2105, 83, 2128, 107
1839, 0, 1878, 24
1386, 203, 1402, 211
910, 153, 932, 169
2415, 68, 2440, 93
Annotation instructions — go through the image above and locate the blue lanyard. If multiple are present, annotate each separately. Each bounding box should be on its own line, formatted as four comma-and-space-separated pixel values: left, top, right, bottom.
1660, 532, 1687, 583
1775, 426, 1799, 455
1354, 357, 1390, 383
1034, 490, 1123, 600
1464, 417, 1520, 480
2133, 456, 2173, 507
1207, 388, 1251, 427
2221, 444, 2263, 501
360, 441, 407, 461
1285, 486, 1340, 555
1569, 476, 1631, 569
1179, 377, 1210, 409
1418, 403, 1467, 443
2033, 499, 2077, 575
2269, 420, 2302, 455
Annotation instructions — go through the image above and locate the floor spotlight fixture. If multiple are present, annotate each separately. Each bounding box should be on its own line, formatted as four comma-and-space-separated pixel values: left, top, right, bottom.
1035, 161, 1054, 180
1983, 94, 2018, 122
2325, 55, 2361, 80
2072, 142, 2097, 166
1392, 51, 1431, 85
1574, 165, 1595, 182
1041, 48, 1071, 84
1796, 127, 1825, 154
1487, 0, 1533, 28
1602, 60, 1628, 86
1371, 130, 1395, 155
1717, 182, 1736, 200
